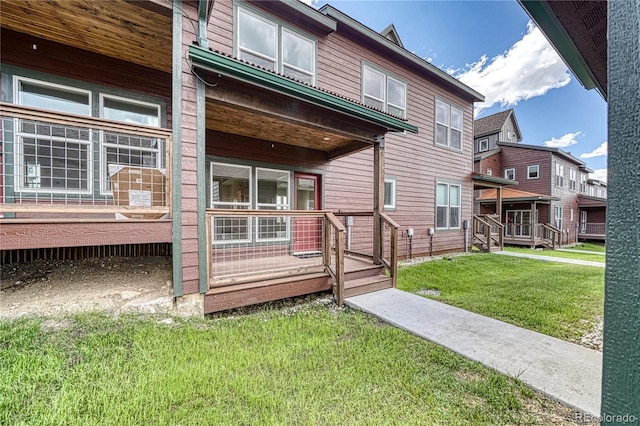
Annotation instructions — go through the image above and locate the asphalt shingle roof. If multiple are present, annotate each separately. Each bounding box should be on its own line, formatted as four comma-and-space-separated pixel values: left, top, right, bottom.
474, 109, 513, 137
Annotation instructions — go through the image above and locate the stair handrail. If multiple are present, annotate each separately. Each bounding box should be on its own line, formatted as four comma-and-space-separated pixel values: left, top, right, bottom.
324, 212, 346, 306
379, 212, 399, 287
540, 223, 561, 249
483, 215, 505, 249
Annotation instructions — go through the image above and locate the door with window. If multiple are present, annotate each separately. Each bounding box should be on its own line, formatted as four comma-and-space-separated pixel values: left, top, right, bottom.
293, 173, 321, 254
580, 210, 587, 232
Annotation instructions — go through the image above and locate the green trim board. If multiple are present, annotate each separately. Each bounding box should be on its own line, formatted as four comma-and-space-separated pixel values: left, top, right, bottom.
171, 0, 184, 297
188, 45, 418, 134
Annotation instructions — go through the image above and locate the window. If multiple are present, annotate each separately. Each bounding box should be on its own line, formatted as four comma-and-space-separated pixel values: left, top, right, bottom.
589, 186, 595, 196
100, 95, 162, 194
384, 177, 396, 209
555, 162, 564, 187
507, 130, 512, 141
478, 138, 488, 152
570, 208, 574, 222
527, 165, 539, 179
569, 168, 577, 190
504, 168, 515, 180
436, 182, 461, 229
256, 168, 290, 241
554, 205, 563, 230
237, 8, 315, 85
362, 64, 406, 118
15, 78, 92, 193
580, 210, 587, 231
211, 163, 252, 242
580, 173, 587, 193
486, 168, 492, 176
435, 99, 463, 150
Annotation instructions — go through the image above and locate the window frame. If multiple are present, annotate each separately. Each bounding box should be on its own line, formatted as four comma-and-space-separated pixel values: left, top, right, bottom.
13, 76, 93, 194
436, 181, 462, 230
527, 165, 540, 179
478, 138, 489, 152
99, 94, 162, 195
255, 167, 291, 242
236, 6, 316, 85
555, 161, 565, 187
569, 168, 577, 190
504, 168, 516, 180
361, 63, 407, 119
554, 205, 563, 230
384, 176, 397, 210
435, 98, 463, 151
580, 173, 587, 193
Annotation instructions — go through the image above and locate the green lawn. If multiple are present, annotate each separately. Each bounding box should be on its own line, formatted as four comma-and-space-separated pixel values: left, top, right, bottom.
398, 253, 604, 342
571, 242, 606, 253
503, 246, 606, 263
1, 307, 574, 425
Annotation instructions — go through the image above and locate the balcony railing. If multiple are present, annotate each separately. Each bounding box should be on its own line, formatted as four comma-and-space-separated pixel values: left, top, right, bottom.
206, 209, 346, 299
0, 103, 172, 219
579, 223, 606, 236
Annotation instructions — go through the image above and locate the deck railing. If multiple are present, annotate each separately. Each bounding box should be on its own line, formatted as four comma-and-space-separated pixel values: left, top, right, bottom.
205, 209, 346, 301
333, 211, 398, 285
579, 223, 606, 236
473, 214, 504, 251
0, 103, 172, 219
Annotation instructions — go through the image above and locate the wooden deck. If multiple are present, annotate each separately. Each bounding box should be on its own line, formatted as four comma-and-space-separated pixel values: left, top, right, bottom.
205, 254, 388, 313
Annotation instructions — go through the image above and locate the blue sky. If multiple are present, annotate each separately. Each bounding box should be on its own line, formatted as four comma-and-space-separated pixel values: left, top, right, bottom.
312, 0, 608, 181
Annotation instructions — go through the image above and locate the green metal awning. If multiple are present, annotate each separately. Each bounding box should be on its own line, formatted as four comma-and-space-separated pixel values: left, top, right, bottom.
189, 45, 419, 134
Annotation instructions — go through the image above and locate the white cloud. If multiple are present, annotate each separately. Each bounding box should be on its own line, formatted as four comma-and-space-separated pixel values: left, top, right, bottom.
543, 131, 582, 148
296, 0, 318, 6
580, 141, 608, 158
590, 168, 607, 182
455, 21, 571, 113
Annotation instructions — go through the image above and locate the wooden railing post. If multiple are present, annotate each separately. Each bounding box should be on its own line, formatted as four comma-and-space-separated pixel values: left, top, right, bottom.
322, 216, 331, 268
390, 224, 398, 287
335, 226, 345, 306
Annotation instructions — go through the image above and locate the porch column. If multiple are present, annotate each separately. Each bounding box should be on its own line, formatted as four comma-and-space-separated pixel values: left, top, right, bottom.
532, 201, 537, 244
602, 0, 640, 417
373, 135, 384, 264
496, 186, 503, 219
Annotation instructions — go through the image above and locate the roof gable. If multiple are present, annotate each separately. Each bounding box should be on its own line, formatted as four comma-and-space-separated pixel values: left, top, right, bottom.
380, 23, 404, 48
474, 109, 513, 137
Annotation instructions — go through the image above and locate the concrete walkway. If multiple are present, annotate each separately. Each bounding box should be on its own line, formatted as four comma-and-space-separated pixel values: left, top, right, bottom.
557, 248, 606, 256
346, 288, 602, 416
495, 250, 605, 268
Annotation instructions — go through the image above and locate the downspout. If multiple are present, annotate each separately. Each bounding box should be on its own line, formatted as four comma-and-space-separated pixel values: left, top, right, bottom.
197, 0, 212, 293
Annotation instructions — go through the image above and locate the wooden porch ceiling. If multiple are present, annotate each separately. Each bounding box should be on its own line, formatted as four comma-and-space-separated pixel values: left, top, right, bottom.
204, 80, 384, 159
0, 0, 172, 73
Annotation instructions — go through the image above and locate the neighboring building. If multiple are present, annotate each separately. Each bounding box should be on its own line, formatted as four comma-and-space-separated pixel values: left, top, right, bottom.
0, 0, 483, 314
473, 110, 606, 247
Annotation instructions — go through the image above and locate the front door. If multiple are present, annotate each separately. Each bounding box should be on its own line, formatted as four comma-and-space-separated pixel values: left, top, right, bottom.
293, 173, 321, 254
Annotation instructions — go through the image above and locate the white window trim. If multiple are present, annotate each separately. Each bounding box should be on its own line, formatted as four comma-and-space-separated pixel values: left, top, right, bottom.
236, 7, 278, 70
555, 162, 565, 187
99, 94, 162, 195
478, 138, 489, 152
504, 168, 516, 180
569, 168, 577, 191
255, 167, 291, 243
527, 165, 540, 179
236, 6, 317, 85
281, 27, 316, 84
554, 205, 564, 229
486, 168, 492, 176
362, 63, 407, 118
436, 182, 461, 230
210, 162, 253, 245
13, 76, 93, 194
384, 177, 397, 210
435, 99, 463, 152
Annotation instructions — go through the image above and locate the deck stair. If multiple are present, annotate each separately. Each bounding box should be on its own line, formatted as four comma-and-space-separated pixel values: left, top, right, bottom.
343, 274, 393, 298
472, 214, 504, 252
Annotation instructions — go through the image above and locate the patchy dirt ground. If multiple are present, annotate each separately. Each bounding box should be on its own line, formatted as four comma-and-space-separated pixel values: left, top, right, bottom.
0, 256, 174, 320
